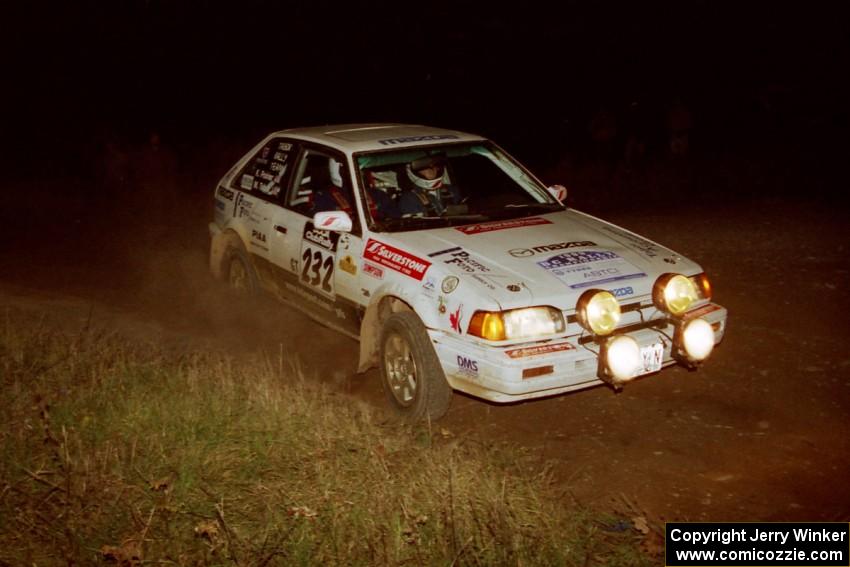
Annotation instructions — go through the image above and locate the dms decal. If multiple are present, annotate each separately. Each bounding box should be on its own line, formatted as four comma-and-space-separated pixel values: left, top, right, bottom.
217, 186, 235, 201
363, 239, 430, 281
456, 355, 478, 376
508, 240, 596, 258
251, 229, 267, 243
428, 246, 462, 257
378, 134, 459, 146
362, 262, 384, 279
505, 342, 575, 359
455, 217, 552, 235
449, 304, 463, 333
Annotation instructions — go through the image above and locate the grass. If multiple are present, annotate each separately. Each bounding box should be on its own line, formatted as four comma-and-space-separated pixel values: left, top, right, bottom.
0, 307, 652, 566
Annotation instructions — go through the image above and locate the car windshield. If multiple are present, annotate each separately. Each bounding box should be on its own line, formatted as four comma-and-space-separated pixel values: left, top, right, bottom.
356, 142, 563, 232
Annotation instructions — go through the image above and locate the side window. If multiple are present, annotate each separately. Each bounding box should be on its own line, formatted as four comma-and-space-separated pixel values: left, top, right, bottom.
287, 148, 359, 230
231, 138, 296, 199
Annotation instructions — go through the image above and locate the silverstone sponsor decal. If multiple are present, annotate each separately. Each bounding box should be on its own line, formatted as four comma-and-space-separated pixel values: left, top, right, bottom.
362, 262, 384, 279
217, 186, 235, 201
363, 239, 431, 281
455, 217, 552, 235
537, 250, 646, 289
449, 304, 463, 333
456, 355, 478, 377
378, 134, 459, 146
441, 275, 459, 294
601, 225, 661, 258
505, 342, 575, 359
508, 240, 596, 258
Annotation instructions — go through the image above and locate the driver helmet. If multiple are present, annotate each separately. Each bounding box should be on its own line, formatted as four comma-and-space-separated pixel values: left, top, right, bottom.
406, 155, 446, 191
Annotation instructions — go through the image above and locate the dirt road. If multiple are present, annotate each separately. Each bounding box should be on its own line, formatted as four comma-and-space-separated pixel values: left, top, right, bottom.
3, 194, 849, 525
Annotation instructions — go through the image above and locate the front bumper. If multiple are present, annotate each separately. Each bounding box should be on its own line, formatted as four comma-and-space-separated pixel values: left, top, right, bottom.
430, 302, 727, 403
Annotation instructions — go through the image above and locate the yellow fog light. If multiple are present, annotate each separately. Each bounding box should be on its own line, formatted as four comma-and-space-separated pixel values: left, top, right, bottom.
682, 318, 715, 361
604, 335, 642, 382
577, 290, 621, 335
654, 274, 698, 316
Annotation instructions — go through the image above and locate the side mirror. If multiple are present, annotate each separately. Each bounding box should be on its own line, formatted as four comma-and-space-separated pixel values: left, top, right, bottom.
547, 184, 568, 203
313, 210, 353, 233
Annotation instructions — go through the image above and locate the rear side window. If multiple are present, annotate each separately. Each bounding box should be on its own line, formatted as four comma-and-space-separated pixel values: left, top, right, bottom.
231, 138, 296, 199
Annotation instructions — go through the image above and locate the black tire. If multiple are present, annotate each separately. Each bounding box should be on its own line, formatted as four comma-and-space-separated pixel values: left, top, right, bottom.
379, 311, 452, 421
225, 245, 258, 295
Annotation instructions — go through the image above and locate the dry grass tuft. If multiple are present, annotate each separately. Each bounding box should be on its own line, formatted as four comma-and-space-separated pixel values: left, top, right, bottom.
0, 307, 650, 565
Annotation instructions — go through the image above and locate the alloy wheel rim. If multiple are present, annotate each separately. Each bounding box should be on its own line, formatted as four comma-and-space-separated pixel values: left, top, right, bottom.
384, 332, 418, 407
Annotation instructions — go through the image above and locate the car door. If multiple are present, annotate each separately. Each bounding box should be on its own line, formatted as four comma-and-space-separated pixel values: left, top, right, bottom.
224, 137, 300, 296
277, 145, 365, 336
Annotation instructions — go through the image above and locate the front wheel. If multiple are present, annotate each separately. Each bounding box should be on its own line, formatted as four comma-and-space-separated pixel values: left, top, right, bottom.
379, 311, 452, 421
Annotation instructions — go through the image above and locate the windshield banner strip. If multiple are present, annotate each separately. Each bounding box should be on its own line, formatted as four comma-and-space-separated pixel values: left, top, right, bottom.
455, 217, 552, 235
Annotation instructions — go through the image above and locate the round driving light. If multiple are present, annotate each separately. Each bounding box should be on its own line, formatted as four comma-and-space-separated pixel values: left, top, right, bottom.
578, 290, 621, 335
682, 318, 715, 361
655, 274, 698, 316
606, 335, 641, 381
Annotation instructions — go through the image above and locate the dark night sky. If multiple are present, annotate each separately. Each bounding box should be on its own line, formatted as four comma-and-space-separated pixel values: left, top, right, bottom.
3, 1, 848, 198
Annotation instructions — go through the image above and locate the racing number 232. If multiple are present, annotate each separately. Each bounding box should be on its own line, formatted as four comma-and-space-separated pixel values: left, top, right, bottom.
301, 247, 334, 294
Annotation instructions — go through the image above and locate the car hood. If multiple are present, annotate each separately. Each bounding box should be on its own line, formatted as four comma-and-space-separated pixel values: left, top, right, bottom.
383, 210, 702, 311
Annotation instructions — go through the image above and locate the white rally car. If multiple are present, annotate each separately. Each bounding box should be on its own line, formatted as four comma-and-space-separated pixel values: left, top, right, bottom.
209, 124, 727, 420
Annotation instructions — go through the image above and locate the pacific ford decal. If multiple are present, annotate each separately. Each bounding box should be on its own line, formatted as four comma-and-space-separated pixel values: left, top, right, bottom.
455, 217, 552, 235
505, 342, 575, 359
363, 239, 430, 280
508, 241, 596, 258
537, 250, 646, 289
429, 247, 490, 273
378, 134, 459, 146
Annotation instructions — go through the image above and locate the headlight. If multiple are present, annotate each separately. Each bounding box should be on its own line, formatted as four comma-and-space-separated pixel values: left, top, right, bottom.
690, 273, 712, 300
653, 273, 698, 316
576, 290, 621, 335
469, 306, 565, 341
681, 318, 715, 361
603, 335, 642, 382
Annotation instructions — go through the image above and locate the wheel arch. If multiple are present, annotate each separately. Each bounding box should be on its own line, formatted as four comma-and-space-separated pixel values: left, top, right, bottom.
209, 226, 249, 280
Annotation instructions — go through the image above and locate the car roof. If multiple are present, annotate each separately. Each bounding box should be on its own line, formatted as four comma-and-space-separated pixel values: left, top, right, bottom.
273, 123, 487, 154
